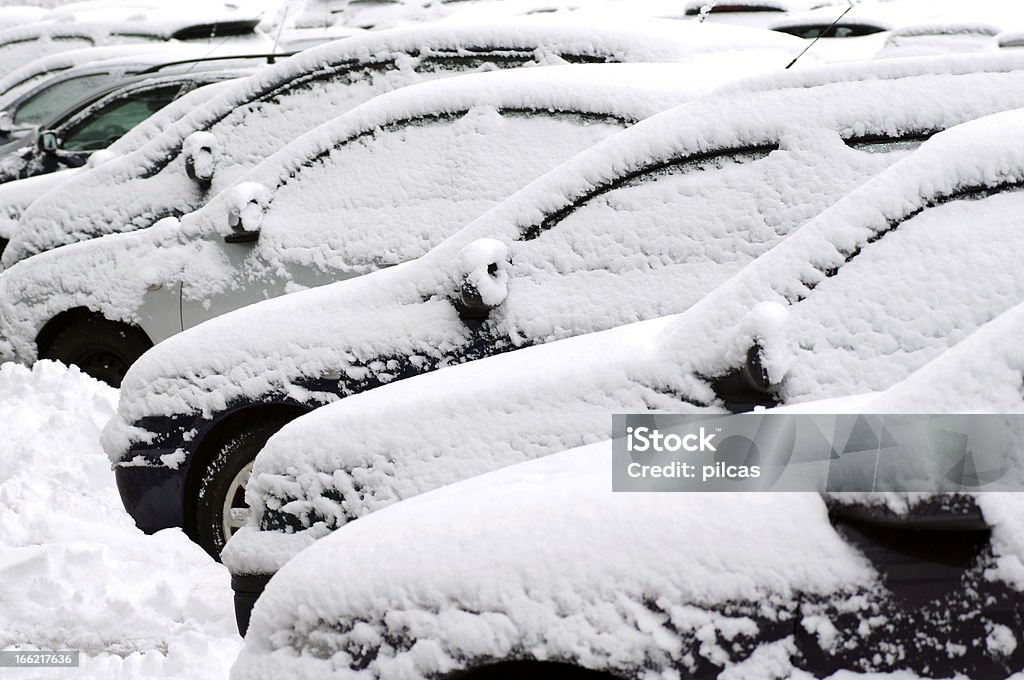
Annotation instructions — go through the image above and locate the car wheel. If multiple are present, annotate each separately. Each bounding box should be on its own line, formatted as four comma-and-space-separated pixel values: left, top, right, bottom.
193, 415, 296, 560
40, 316, 152, 387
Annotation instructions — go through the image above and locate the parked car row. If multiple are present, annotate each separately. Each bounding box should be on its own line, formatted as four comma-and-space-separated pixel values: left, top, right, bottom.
2, 0, 1024, 677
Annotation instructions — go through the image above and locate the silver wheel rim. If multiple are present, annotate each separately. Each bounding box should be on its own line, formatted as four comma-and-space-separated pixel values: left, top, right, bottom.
222, 461, 253, 541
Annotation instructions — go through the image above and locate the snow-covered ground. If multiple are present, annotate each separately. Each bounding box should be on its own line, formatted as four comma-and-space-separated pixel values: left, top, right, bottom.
0, 361, 239, 680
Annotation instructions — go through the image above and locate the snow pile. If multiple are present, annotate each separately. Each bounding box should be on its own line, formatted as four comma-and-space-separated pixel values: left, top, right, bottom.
0, 360, 240, 679
233, 442, 874, 680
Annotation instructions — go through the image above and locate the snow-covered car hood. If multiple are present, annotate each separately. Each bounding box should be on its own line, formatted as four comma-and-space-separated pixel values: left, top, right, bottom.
222, 107, 1024, 574
5, 17, 801, 266
232, 440, 874, 680
0, 168, 81, 246
103, 52, 1024, 458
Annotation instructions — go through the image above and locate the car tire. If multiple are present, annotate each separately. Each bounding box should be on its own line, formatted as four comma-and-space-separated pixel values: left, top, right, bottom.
193, 415, 297, 560
40, 316, 152, 387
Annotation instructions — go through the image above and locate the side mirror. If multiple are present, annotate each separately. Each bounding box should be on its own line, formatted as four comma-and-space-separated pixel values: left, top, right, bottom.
38, 130, 59, 153
184, 130, 218, 186
0, 111, 12, 135
711, 302, 790, 411
225, 181, 270, 243
455, 238, 511, 321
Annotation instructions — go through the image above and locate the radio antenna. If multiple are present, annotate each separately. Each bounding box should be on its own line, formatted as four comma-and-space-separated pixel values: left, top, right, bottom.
785, 1, 856, 70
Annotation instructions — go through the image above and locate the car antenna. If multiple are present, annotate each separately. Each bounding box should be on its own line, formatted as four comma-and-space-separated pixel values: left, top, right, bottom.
785, 0, 856, 69
270, 6, 289, 64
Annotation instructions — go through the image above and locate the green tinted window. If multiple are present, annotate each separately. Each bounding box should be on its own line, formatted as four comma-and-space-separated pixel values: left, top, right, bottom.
61, 84, 180, 152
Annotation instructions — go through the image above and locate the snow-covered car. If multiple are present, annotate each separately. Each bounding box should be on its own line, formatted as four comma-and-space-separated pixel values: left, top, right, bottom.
95, 52, 1024, 559
0, 78, 243, 255
0, 44, 288, 142
0, 67, 254, 186
221, 106, 1024, 644
232, 436, 1024, 678
0, 61, 714, 383
683, 0, 845, 27
0, 14, 270, 79
2, 18, 802, 266
0, 5, 47, 32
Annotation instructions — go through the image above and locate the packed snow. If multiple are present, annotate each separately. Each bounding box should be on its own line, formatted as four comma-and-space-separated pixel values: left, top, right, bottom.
100, 53, 1024, 461
0, 361, 239, 679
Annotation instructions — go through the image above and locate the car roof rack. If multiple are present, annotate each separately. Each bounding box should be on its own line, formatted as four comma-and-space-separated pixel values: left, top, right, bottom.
138, 51, 299, 74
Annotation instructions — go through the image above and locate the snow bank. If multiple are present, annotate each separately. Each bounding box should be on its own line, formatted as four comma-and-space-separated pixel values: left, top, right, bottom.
233, 441, 873, 680
0, 360, 241, 679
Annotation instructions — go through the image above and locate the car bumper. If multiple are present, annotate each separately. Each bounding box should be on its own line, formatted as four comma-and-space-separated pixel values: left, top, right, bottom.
113, 413, 209, 535
232, 572, 273, 636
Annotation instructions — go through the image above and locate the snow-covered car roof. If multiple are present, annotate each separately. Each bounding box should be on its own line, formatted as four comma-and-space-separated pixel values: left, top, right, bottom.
95, 52, 1024, 459
0, 44, 273, 135
232, 440, 874, 680
5, 17, 804, 266
0, 16, 270, 79
222, 106, 1024, 574
0, 43, 229, 106
0, 6, 47, 32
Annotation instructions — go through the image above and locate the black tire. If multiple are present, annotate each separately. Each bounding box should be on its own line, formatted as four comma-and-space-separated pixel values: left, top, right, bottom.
40, 316, 152, 388
193, 414, 297, 560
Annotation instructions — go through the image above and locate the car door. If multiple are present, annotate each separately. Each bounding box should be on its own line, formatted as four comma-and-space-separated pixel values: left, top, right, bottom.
489, 131, 917, 348
180, 107, 630, 329
766, 185, 1024, 404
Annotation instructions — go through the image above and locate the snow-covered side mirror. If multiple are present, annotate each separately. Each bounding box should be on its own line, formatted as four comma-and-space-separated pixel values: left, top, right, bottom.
712, 302, 791, 410
455, 238, 511, 321
184, 130, 218, 186
86, 149, 117, 168
737, 301, 791, 393
0, 111, 12, 135
225, 182, 271, 244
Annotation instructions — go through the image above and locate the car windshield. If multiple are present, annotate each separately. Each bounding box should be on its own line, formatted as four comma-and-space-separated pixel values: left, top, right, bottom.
12, 73, 112, 127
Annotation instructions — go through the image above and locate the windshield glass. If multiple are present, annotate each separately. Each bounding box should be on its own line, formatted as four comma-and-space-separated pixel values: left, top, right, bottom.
12, 73, 111, 127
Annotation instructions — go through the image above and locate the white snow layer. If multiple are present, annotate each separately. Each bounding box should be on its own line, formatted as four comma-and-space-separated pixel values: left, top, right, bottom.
5, 18, 802, 265
101, 55, 1024, 460
232, 441, 874, 680
224, 106, 1024, 574
0, 361, 240, 679
0, 61, 710, 370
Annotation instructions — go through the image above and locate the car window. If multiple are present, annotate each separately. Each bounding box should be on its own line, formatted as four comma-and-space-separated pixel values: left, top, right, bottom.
775, 23, 886, 39
11, 73, 111, 126
61, 84, 181, 152
254, 108, 629, 273
498, 138, 905, 343
782, 187, 1024, 402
